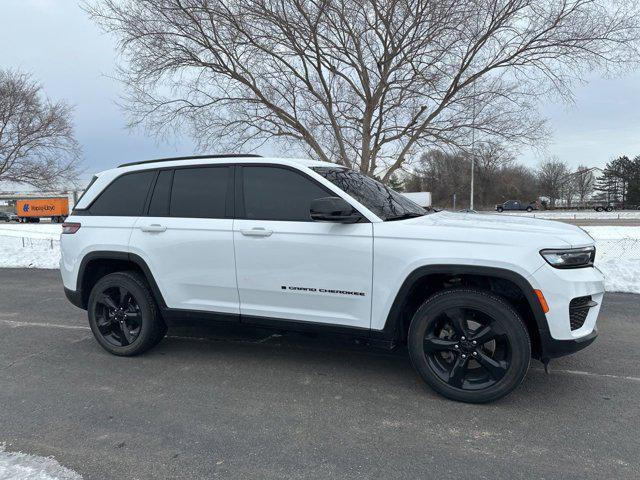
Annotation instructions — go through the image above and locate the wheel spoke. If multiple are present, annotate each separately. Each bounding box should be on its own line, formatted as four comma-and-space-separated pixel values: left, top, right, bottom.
118, 287, 129, 307
117, 321, 134, 346
470, 325, 497, 345
96, 317, 113, 335
424, 337, 458, 353
448, 355, 469, 388
475, 351, 508, 380
97, 294, 117, 310
445, 308, 468, 337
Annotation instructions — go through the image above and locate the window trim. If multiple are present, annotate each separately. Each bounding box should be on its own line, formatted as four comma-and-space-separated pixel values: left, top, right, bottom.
235, 163, 368, 223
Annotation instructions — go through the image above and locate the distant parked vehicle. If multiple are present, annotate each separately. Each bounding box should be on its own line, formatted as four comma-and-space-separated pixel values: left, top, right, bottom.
495, 200, 536, 213
16, 197, 69, 223
0, 212, 19, 222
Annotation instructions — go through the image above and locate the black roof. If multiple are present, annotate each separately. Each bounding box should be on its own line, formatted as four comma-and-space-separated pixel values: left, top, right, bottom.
118, 154, 262, 168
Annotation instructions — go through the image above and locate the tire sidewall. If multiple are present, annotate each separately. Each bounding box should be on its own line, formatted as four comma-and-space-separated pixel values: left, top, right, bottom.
408, 289, 531, 403
88, 273, 156, 356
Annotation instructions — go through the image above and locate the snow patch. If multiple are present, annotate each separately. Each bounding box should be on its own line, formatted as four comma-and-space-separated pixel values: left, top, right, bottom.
0, 445, 82, 480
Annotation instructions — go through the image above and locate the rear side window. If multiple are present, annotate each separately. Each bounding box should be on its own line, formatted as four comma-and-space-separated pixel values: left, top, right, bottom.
170, 167, 229, 218
148, 170, 173, 216
89, 171, 155, 216
242, 166, 330, 221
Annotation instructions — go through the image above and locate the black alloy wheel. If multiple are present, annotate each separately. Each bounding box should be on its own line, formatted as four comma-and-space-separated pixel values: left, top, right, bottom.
88, 271, 167, 356
422, 306, 510, 391
94, 286, 143, 347
408, 289, 530, 403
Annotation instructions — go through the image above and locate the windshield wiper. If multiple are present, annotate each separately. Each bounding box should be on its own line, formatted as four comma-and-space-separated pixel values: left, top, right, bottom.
385, 212, 425, 221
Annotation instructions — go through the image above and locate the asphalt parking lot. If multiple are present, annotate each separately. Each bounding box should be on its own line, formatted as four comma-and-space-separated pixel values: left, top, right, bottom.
1, 269, 639, 480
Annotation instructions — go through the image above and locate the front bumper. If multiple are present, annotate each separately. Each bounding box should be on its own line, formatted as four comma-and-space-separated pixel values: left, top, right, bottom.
540, 328, 597, 359
529, 264, 605, 341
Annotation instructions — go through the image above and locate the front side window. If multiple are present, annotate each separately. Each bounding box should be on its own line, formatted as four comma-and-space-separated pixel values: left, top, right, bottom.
242, 166, 331, 221
312, 167, 425, 221
170, 167, 229, 218
89, 171, 155, 216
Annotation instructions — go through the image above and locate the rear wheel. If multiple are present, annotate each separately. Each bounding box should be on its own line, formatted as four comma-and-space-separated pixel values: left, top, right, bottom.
605, 206, 613, 212
408, 289, 530, 403
496, 206, 503, 212
88, 271, 167, 356
526, 206, 533, 212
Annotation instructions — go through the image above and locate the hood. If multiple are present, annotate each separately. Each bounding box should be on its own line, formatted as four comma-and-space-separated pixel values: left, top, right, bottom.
394, 211, 593, 248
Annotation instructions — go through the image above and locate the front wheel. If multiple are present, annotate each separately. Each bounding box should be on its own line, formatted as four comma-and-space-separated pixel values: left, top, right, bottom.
88, 271, 167, 356
496, 207, 503, 212
408, 289, 531, 403
526, 206, 533, 212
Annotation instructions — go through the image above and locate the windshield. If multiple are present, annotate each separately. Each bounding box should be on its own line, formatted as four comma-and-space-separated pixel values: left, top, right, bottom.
312, 167, 426, 221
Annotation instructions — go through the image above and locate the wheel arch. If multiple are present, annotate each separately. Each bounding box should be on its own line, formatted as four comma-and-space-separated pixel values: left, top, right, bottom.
375, 265, 550, 358
76, 251, 166, 310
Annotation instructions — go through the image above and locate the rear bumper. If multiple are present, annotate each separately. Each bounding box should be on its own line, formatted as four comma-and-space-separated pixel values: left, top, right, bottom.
64, 287, 84, 310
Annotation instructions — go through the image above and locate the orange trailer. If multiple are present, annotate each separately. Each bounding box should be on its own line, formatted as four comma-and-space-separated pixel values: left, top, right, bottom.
16, 197, 69, 223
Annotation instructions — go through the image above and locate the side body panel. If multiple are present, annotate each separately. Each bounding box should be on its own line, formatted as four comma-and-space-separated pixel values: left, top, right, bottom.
233, 220, 373, 328
129, 217, 239, 314
59, 215, 138, 290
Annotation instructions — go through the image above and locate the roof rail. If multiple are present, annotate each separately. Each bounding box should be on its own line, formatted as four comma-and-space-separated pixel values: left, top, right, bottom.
118, 153, 262, 168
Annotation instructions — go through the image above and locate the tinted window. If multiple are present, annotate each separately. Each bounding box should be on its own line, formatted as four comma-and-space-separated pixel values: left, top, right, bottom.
312, 167, 425, 221
170, 167, 229, 218
89, 171, 155, 216
242, 167, 330, 221
148, 170, 173, 216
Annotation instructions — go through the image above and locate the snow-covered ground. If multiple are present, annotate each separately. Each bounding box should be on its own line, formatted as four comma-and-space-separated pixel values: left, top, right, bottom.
488, 210, 640, 220
0, 225, 60, 269
0, 223, 638, 293
0, 445, 82, 480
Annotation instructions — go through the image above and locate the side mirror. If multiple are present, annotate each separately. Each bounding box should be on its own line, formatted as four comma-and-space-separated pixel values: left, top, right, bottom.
310, 197, 361, 223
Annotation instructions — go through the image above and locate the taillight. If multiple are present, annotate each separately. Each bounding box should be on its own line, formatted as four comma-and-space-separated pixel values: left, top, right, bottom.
61, 222, 81, 234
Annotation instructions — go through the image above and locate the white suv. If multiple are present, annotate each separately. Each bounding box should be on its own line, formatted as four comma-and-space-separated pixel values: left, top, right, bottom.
60, 155, 604, 403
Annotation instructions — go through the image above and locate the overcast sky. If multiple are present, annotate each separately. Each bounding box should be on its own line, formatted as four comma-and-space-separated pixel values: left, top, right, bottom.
2, 0, 640, 179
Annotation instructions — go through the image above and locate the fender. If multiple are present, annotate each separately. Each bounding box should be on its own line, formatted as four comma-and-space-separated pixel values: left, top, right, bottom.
373, 264, 550, 343
75, 250, 168, 309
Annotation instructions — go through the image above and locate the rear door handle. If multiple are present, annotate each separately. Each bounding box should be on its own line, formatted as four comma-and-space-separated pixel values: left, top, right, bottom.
240, 227, 273, 237
140, 224, 167, 233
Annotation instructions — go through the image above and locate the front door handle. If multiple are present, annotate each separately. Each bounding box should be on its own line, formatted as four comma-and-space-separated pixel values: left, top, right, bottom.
140, 224, 167, 233
240, 227, 273, 237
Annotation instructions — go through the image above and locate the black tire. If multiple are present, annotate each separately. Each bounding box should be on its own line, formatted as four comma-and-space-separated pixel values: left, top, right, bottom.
595, 206, 603, 212
605, 206, 613, 212
51, 216, 58, 224
408, 289, 531, 403
526, 206, 533, 212
496, 207, 503, 212
87, 271, 167, 356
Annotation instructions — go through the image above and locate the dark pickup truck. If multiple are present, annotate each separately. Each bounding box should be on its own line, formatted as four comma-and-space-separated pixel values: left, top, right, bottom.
495, 200, 536, 213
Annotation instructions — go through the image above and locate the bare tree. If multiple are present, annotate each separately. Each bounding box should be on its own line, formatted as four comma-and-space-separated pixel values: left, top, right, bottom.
86, 0, 640, 180
573, 165, 595, 207
410, 145, 536, 208
0, 69, 81, 189
537, 158, 569, 208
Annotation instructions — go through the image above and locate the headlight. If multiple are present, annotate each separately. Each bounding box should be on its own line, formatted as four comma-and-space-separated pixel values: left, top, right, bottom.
540, 246, 595, 269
